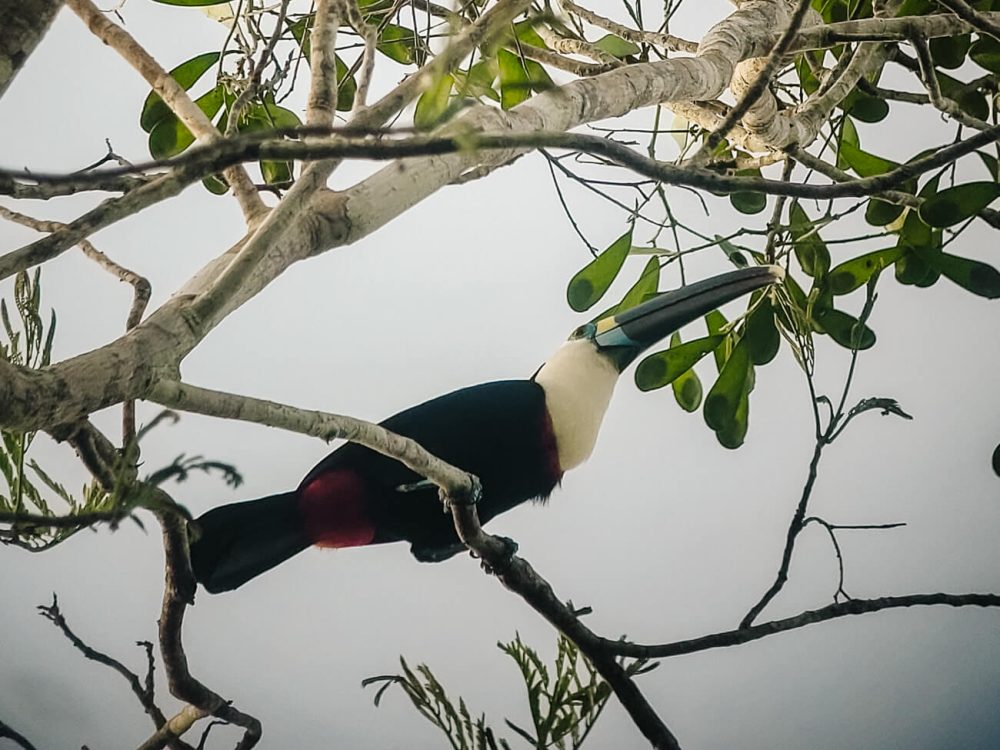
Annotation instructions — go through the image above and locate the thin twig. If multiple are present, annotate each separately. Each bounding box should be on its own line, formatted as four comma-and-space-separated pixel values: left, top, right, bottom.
604, 593, 1000, 658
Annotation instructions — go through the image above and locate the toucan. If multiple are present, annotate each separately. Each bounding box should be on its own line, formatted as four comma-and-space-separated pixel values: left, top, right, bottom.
190, 266, 781, 593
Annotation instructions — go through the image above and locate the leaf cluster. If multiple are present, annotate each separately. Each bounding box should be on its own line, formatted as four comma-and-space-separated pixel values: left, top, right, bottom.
365, 634, 654, 750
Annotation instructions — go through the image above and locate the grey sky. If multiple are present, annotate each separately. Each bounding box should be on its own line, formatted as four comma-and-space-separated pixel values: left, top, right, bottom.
1, 1, 998, 748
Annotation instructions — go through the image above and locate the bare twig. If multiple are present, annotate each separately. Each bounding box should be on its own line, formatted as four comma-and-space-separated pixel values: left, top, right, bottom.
0, 719, 38, 750
37, 594, 196, 750
605, 593, 1000, 658
559, 0, 698, 53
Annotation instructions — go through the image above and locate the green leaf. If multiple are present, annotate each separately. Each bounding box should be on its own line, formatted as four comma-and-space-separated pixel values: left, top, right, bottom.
729, 190, 767, 215
978, 151, 1000, 181
672, 366, 704, 413
202, 173, 229, 194
789, 203, 831, 278
828, 247, 902, 295
705, 310, 729, 371
455, 58, 499, 102
918, 182, 1000, 227
938, 71, 989, 120
512, 19, 547, 48
865, 198, 905, 227
895, 250, 937, 286
140, 51, 220, 132
744, 299, 780, 365
498, 49, 532, 109
897, 0, 932, 15
414, 71, 454, 130
813, 307, 876, 350
837, 117, 859, 171
841, 90, 889, 123
260, 159, 292, 185
838, 140, 898, 177
335, 56, 358, 112
715, 379, 750, 449
148, 85, 224, 158
930, 34, 971, 69
634, 334, 724, 391
593, 34, 641, 58
378, 24, 427, 65
796, 56, 821, 95
566, 229, 632, 312
617, 257, 660, 313
716, 235, 748, 268
704, 339, 751, 433
970, 36, 1000, 74
932, 253, 1000, 298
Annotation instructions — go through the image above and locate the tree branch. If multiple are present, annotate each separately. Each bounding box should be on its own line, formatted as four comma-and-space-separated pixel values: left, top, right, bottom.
37, 594, 196, 750
147, 380, 475, 497
602, 593, 1000, 658
63, 0, 266, 224
0, 0, 64, 99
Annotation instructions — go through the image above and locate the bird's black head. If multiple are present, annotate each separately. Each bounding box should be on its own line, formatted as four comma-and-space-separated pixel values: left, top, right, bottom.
572, 265, 784, 372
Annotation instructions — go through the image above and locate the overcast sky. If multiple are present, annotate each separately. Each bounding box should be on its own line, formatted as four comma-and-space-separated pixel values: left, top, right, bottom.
1, 2, 999, 749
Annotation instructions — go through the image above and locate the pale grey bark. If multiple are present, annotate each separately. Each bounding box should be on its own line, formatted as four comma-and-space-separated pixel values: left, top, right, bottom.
0, 0, 64, 99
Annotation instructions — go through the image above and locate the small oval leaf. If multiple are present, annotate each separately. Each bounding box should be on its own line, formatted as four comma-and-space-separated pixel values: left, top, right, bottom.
634, 334, 725, 391
140, 51, 220, 132
918, 182, 1000, 228
715, 383, 749, 449
148, 86, 223, 158
730, 191, 767, 215
933, 253, 1000, 299
704, 340, 751, 433
566, 229, 632, 312
593, 34, 641, 58
865, 198, 905, 227
672, 367, 703, 413
744, 300, 780, 366
828, 247, 902, 295
789, 203, 831, 278
813, 308, 876, 350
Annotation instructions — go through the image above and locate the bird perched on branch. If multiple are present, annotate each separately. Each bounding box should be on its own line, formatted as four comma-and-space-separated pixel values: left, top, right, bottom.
189, 266, 782, 593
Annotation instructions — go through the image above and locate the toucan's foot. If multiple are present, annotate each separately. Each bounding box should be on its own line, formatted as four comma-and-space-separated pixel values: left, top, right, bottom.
480, 535, 518, 575
410, 542, 466, 563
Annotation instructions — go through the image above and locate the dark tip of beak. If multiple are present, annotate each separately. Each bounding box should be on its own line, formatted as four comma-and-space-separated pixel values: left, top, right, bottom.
594, 265, 783, 370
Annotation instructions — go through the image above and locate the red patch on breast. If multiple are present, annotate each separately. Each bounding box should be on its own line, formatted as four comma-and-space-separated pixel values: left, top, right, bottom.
539, 409, 564, 483
298, 471, 377, 548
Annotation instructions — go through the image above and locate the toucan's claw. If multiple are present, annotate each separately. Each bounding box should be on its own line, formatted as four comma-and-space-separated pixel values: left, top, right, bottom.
480, 535, 518, 575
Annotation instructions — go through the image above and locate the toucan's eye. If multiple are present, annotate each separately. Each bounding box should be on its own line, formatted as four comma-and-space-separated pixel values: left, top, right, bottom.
569, 323, 596, 340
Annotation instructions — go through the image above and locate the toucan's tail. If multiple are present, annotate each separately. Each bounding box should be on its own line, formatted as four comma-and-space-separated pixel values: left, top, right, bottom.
189, 492, 308, 594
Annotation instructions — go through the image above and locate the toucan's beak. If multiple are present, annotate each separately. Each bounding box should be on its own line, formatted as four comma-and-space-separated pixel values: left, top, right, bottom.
592, 265, 784, 371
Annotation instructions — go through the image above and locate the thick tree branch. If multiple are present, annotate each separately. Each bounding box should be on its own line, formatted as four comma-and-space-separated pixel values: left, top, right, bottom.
0, 0, 64, 99
305, 0, 340, 126
147, 380, 475, 497
934, 0, 1000, 41
704, 0, 814, 152
446, 497, 680, 749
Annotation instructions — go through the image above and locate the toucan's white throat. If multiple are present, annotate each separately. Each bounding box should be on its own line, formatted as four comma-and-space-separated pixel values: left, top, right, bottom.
534, 339, 619, 472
